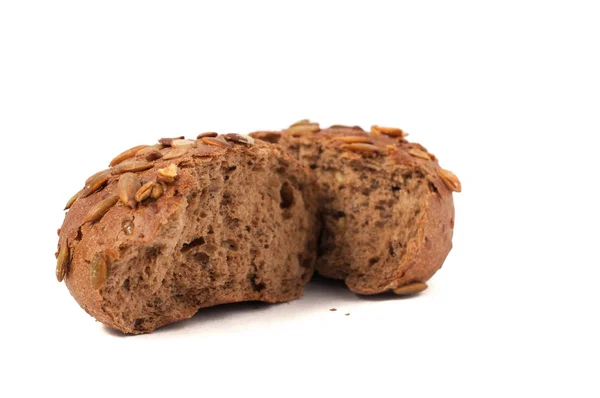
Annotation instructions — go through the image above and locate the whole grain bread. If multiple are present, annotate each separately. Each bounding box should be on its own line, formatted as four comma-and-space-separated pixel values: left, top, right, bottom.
57, 123, 460, 333
57, 134, 320, 334
251, 122, 460, 295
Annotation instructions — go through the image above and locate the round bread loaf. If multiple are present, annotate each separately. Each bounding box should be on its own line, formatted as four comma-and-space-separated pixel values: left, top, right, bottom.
56, 134, 320, 334
251, 122, 460, 295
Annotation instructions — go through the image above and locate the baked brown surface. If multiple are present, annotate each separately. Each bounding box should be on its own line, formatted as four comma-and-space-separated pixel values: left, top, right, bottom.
251, 122, 460, 295
57, 135, 320, 334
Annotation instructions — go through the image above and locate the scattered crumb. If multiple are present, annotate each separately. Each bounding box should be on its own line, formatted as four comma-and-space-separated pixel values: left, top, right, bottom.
345, 313, 350, 316
329, 308, 337, 311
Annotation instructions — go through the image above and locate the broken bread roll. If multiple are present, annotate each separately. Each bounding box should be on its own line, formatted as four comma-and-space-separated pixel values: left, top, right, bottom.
56, 134, 319, 334
251, 122, 460, 295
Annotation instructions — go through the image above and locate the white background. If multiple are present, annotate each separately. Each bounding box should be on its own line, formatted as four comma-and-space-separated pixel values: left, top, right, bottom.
1, 1, 599, 397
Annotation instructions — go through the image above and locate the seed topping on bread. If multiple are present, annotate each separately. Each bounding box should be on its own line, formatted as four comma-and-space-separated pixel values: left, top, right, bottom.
223, 133, 255, 146
134, 181, 156, 203
109, 145, 149, 167
80, 171, 110, 198
290, 119, 311, 127
171, 139, 197, 148
118, 173, 142, 208
340, 142, 382, 155
64, 189, 82, 210
162, 147, 189, 160
83, 195, 119, 224
287, 122, 321, 136
90, 253, 107, 290
437, 168, 462, 192
158, 136, 185, 146
408, 148, 432, 160
196, 132, 218, 139
137, 146, 163, 161
111, 160, 155, 175
393, 282, 428, 296
370, 125, 407, 137
55, 243, 70, 282
157, 164, 178, 183
201, 136, 231, 148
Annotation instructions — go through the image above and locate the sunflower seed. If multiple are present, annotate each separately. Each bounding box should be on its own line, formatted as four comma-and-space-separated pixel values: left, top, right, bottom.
393, 282, 428, 296
151, 182, 164, 199
56, 243, 70, 282
85, 169, 111, 185
171, 139, 197, 148
135, 181, 155, 202
287, 123, 320, 135
371, 125, 407, 137
197, 132, 218, 139
90, 253, 107, 290
64, 189, 83, 210
194, 157, 213, 164
83, 195, 119, 224
178, 159, 194, 168
81, 171, 110, 198
290, 119, 311, 127
201, 136, 231, 148
157, 164, 178, 183
109, 145, 148, 167
329, 125, 364, 131
118, 172, 142, 208
332, 135, 373, 144
162, 147, 189, 160
341, 143, 382, 154
408, 148, 431, 160
248, 131, 282, 143
158, 136, 185, 146
111, 160, 154, 175
438, 168, 462, 192
136, 146, 163, 161
223, 133, 255, 146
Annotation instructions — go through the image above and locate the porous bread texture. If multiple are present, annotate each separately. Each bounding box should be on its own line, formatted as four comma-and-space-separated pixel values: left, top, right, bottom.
252, 126, 455, 294
59, 141, 319, 334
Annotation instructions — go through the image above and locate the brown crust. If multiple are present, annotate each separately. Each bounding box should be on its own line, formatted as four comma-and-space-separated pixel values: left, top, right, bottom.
58, 137, 318, 333
251, 124, 458, 295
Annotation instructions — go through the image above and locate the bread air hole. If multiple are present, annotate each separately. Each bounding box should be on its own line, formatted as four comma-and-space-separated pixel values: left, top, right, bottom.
224, 165, 237, 181
280, 182, 295, 209
181, 237, 205, 252
194, 252, 209, 264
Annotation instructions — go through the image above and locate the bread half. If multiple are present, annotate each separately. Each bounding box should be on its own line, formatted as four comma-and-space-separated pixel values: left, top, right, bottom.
56, 134, 319, 334
252, 122, 460, 295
